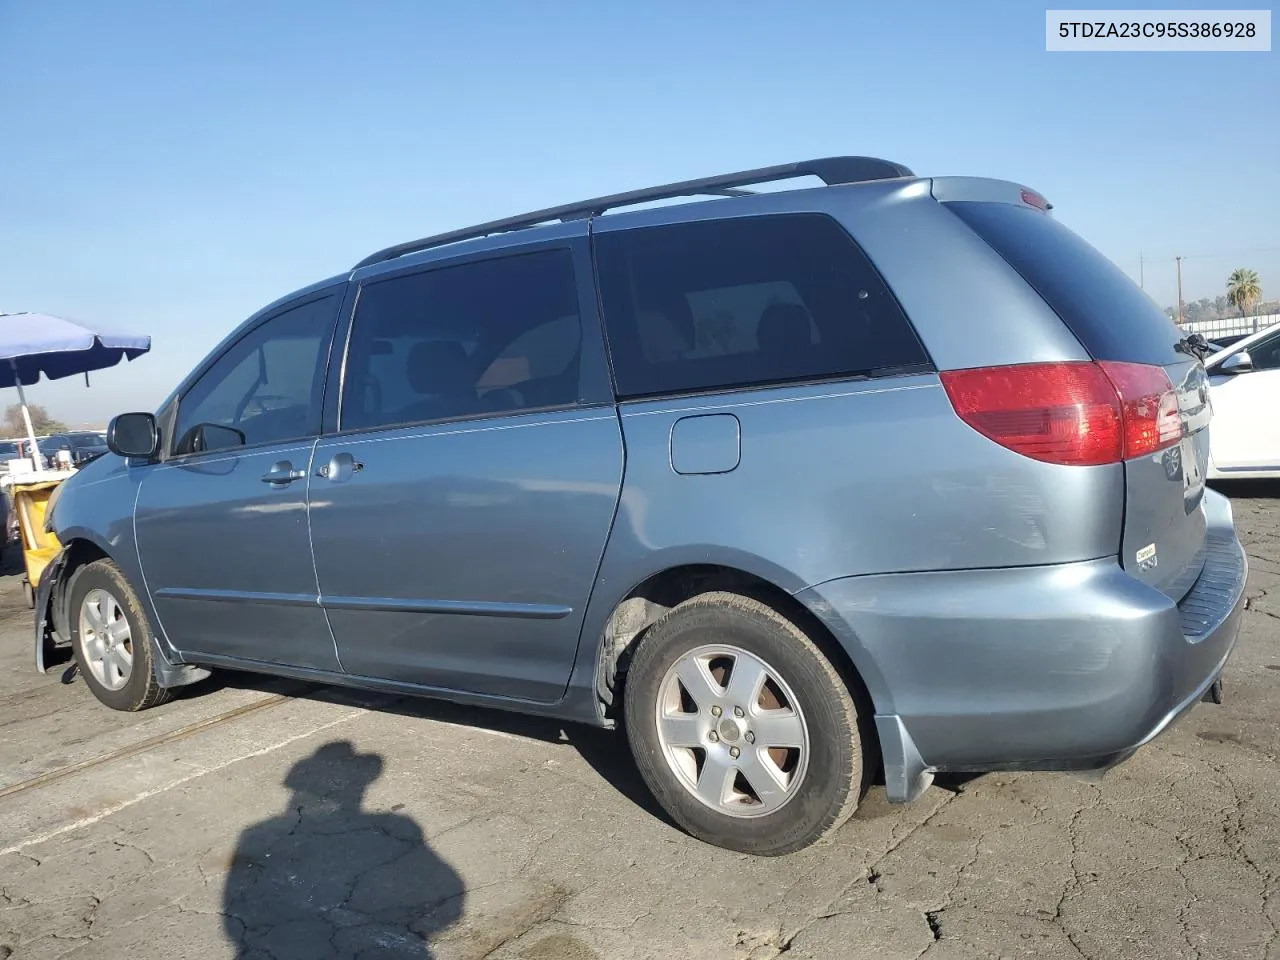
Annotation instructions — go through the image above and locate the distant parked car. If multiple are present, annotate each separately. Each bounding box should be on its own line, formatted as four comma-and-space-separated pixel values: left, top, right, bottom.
11, 437, 47, 463
37, 432, 109, 469
1205, 324, 1280, 479
36, 157, 1247, 855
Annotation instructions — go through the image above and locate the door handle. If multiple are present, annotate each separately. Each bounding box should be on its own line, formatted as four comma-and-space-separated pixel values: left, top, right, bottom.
316, 452, 364, 481
261, 461, 306, 485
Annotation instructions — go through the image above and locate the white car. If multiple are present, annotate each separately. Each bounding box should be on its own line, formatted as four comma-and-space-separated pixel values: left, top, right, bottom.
1205, 324, 1280, 479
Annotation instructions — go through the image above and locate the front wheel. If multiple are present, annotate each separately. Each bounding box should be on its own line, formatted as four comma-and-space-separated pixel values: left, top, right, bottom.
623, 592, 864, 856
68, 559, 172, 712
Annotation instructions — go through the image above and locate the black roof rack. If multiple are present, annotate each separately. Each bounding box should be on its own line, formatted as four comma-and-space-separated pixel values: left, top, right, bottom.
353, 156, 914, 270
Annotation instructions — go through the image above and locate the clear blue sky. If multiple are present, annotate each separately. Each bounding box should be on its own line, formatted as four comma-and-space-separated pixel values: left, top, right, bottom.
2, 0, 1277, 425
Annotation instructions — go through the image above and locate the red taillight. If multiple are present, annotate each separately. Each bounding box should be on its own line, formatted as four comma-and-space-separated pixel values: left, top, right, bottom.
1096, 361, 1182, 458
940, 361, 1181, 466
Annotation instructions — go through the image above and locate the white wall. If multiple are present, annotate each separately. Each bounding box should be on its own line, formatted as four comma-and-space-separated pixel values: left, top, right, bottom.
1181, 314, 1279, 340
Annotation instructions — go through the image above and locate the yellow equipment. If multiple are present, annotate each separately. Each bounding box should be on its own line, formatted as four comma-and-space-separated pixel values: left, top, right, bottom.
8, 478, 64, 606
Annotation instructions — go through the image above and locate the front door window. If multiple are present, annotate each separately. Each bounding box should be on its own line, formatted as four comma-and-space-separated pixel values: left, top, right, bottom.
173, 296, 336, 455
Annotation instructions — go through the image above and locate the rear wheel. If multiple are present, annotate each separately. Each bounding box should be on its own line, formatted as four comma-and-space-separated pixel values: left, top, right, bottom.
623, 592, 863, 856
69, 560, 172, 712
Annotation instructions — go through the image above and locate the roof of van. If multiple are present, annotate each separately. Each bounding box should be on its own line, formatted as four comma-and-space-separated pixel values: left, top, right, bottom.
351, 156, 915, 273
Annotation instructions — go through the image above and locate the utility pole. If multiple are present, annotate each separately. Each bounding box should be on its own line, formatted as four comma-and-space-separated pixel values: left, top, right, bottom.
1139, 252, 1144, 289
1175, 255, 1184, 325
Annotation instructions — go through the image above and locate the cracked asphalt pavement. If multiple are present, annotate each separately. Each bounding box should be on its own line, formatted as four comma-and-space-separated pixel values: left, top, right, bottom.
1, 485, 1278, 959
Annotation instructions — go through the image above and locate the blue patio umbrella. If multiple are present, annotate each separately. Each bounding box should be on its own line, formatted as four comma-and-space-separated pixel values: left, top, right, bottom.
0, 311, 151, 468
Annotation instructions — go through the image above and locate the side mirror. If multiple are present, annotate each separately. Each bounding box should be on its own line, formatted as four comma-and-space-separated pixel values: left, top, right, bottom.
1219, 351, 1253, 375
191, 423, 247, 453
106, 413, 160, 459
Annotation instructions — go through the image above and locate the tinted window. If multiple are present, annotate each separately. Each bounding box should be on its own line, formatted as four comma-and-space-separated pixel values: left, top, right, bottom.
1244, 328, 1280, 371
41, 434, 103, 452
947, 201, 1183, 365
594, 213, 928, 398
174, 295, 336, 454
342, 250, 582, 430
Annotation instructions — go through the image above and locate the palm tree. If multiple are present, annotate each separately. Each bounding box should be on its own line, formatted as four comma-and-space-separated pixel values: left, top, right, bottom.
1226, 268, 1262, 320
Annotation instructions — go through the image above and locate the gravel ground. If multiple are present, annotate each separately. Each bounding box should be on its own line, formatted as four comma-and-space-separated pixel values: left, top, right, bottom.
0, 484, 1277, 960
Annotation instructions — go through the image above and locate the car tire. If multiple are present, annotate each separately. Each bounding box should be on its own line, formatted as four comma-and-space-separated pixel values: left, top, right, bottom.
623, 591, 863, 856
68, 559, 173, 712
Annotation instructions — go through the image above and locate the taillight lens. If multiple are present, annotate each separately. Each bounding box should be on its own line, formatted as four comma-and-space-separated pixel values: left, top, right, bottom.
940, 361, 1181, 466
1097, 361, 1182, 457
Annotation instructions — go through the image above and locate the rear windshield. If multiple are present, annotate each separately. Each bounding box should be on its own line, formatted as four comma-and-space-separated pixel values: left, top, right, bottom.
946, 201, 1184, 365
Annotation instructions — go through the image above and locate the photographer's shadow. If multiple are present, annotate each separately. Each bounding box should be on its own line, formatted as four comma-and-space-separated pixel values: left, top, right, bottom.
223, 740, 462, 959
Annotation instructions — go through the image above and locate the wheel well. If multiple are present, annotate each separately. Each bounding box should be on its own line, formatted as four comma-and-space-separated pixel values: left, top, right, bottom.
64, 538, 109, 572
595, 565, 878, 743
51, 539, 109, 638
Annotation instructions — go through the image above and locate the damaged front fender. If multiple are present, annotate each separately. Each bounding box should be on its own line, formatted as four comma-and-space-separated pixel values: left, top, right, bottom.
34, 543, 212, 689
34, 545, 72, 674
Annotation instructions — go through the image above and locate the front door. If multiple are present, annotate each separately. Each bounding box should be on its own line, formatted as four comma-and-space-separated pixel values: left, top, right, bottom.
134, 289, 344, 670
308, 239, 623, 703
1209, 327, 1280, 473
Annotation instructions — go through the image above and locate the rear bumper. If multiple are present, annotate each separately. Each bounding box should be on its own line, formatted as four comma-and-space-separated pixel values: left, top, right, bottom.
796, 488, 1247, 801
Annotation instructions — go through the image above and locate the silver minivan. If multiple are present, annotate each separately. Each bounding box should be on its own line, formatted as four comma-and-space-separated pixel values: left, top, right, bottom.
37, 158, 1246, 854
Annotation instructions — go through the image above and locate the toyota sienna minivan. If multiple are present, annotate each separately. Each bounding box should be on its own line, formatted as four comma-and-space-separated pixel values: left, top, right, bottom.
36, 157, 1246, 855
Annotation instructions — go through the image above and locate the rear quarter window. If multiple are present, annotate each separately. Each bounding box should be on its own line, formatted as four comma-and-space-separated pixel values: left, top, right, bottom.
946, 201, 1183, 365
594, 213, 930, 398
